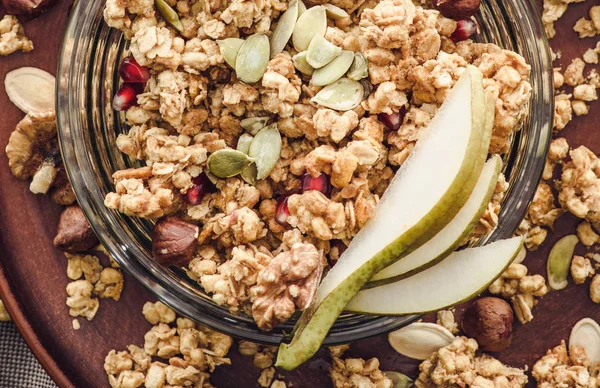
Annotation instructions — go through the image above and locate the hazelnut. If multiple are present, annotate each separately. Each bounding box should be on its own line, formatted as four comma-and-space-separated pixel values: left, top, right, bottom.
152, 216, 199, 266
432, 0, 480, 20
461, 296, 514, 352
53, 205, 99, 253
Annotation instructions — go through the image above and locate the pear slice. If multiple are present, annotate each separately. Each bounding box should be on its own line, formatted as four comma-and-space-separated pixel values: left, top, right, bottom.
275, 65, 489, 370
345, 237, 523, 315
368, 155, 502, 285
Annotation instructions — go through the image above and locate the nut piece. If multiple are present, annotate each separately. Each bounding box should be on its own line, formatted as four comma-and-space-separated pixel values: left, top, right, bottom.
432, 0, 480, 20
461, 296, 514, 352
152, 217, 199, 266
53, 205, 99, 253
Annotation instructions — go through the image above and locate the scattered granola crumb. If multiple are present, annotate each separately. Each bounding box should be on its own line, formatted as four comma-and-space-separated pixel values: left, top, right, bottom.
591, 274, 600, 303
532, 340, 596, 387
415, 336, 528, 387
572, 99, 590, 116
0, 15, 33, 56
329, 344, 350, 358
329, 356, 393, 388
574, 17, 598, 39
583, 48, 599, 64
576, 220, 599, 246
436, 309, 459, 334
0, 300, 10, 322
72, 319, 81, 330
570, 255, 595, 284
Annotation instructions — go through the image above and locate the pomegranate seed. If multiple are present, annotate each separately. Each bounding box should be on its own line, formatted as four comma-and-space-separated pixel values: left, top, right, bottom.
378, 106, 406, 131
119, 56, 151, 84
185, 174, 216, 205
302, 173, 331, 197
275, 195, 291, 226
112, 83, 143, 111
450, 19, 477, 42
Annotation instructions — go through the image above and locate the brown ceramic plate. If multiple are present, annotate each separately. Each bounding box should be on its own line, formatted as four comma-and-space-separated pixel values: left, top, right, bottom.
1, 1, 600, 387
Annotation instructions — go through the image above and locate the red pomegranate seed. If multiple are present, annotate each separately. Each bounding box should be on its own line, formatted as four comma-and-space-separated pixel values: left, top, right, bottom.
275, 195, 291, 226
119, 56, 151, 84
185, 174, 216, 205
112, 83, 143, 111
450, 19, 477, 42
302, 173, 331, 197
378, 106, 406, 131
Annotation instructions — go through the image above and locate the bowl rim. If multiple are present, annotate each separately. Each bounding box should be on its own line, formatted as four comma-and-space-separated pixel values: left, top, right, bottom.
57, 0, 554, 345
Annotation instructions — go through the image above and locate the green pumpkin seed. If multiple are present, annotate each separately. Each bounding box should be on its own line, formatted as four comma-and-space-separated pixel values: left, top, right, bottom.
240, 116, 270, 135
205, 171, 220, 185
249, 124, 282, 180
236, 133, 254, 154
384, 372, 414, 388
347, 52, 369, 81
207, 149, 255, 178
312, 50, 354, 86
292, 5, 327, 52
306, 35, 342, 69
240, 164, 258, 185
235, 34, 270, 84
292, 51, 315, 76
547, 234, 579, 290
270, 0, 299, 58
323, 3, 349, 20
360, 78, 373, 99
155, 0, 183, 33
217, 38, 244, 69
298, 0, 306, 17
311, 77, 364, 111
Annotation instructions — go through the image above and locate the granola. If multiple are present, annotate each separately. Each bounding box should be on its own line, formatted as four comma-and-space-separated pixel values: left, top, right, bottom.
329, 356, 393, 388
532, 341, 597, 387
0, 15, 33, 56
102, 0, 531, 330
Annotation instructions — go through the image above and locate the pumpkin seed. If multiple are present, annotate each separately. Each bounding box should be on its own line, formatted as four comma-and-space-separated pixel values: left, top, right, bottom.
292, 5, 327, 52
569, 318, 600, 366
312, 50, 354, 86
155, 0, 183, 33
270, 0, 299, 58
241, 116, 270, 135
205, 171, 220, 185
306, 35, 342, 69
235, 34, 270, 84
292, 51, 315, 76
360, 78, 373, 99
388, 322, 455, 360
207, 149, 255, 178
347, 52, 369, 81
384, 372, 414, 388
236, 133, 254, 154
249, 124, 282, 180
547, 234, 579, 290
217, 38, 244, 68
311, 77, 364, 111
323, 3, 349, 20
298, 0, 306, 17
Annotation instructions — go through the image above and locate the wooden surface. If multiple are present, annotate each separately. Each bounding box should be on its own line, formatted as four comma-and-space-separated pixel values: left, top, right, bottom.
0, 1, 599, 387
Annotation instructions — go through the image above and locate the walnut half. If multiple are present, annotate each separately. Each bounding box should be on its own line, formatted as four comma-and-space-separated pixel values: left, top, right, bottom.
251, 242, 323, 331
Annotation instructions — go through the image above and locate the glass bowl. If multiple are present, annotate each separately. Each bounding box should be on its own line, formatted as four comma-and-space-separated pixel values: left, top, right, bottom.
57, 0, 553, 345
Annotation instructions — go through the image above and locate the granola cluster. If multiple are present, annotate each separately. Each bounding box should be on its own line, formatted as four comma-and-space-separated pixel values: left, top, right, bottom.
532, 341, 597, 387
237, 340, 287, 387
329, 356, 393, 388
0, 15, 33, 56
104, 301, 232, 388
103, 0, 531, 330
415, 337, 528, 387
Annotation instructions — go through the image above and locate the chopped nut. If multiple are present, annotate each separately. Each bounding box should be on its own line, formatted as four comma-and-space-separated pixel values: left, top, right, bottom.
54, 205, 99, 253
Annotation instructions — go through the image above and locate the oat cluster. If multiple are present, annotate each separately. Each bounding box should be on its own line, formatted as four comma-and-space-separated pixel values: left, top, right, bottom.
532, 341, 597, 387
103, 0, 531, 331
0, 15, 33, 56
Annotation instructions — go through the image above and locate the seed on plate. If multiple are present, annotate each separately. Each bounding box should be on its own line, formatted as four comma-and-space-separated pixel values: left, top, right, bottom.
155, 0, 184, 33
185, 173, 216, 205
450, 19, 477, 42
378, 107, 406, 131
569, 318, 600, 367
248, 124, 282, 180
322, 3, 349, 20
311, 50, 354, 86
292, 51, 315, 76
112, 83, 144, 111
269, 0, 299, 57
119, 56, 151, 84
546, 234, 579, 290
4, 66, 55, 114
240, 116, 270, 135
235, 34, 270, 84
347, 52, 368, 81
383, 372, 413, 388
302, 173, 331, 196
207, 149, 255, 178
306, 35, 342, 69
217, 38, 244, 68
292, 5, 327, 52
311, 77, 364, 111
275, 194, 291, 225
388, 322, 455, 360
